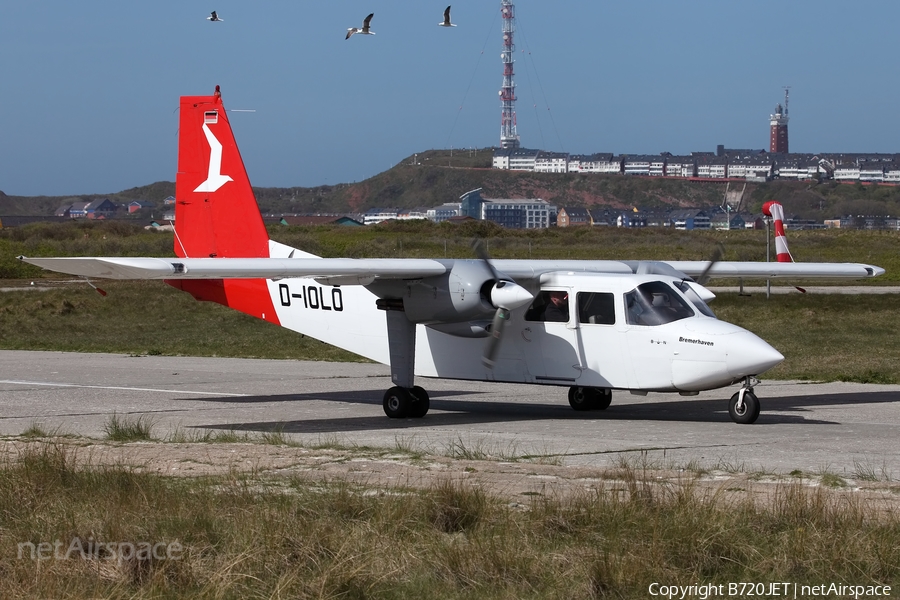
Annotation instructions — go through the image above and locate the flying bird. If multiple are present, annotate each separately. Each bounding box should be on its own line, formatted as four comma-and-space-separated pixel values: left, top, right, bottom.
439, 6, 456, 27
346, 13, 374, 39
207, 11, 222, 22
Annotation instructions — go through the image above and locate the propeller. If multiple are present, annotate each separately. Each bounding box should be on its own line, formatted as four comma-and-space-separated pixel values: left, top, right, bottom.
695, 243, 725, 287
471, 240, 533, 368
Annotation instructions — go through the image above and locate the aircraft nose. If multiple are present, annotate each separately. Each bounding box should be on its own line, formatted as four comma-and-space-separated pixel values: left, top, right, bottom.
726, 332, 784, 378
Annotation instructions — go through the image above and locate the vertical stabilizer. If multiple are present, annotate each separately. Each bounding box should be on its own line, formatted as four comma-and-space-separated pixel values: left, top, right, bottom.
175, 86, 269, 258
170, 87, 279, 324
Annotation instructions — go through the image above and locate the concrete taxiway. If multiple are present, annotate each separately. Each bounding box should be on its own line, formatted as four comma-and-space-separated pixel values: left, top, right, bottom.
2, 350, 899, 477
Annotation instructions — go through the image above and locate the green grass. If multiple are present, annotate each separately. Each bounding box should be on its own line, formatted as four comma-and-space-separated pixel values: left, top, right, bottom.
103, 413, 156, 442
1, 441, 897, 599
0, 279, 362, 361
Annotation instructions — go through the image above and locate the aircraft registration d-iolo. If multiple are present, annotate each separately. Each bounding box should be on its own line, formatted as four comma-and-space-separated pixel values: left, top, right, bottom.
21, 88, 885, 424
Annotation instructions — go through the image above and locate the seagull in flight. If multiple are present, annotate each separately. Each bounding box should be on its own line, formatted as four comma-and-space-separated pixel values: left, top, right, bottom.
439, 6, 456, 27
207, 11, 222, 22
346, 13, 374, 39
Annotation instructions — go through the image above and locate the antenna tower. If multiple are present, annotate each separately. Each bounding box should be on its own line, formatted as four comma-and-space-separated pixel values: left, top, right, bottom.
499, 0, 520, 149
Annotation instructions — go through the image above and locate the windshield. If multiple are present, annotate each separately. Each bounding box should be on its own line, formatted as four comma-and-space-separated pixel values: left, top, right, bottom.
674, 280, 717, 318
624, 281, 695, 326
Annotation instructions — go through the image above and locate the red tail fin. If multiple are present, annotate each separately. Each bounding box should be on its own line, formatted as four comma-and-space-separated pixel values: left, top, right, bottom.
175, 87, 269, 258
169, 87, 279, 325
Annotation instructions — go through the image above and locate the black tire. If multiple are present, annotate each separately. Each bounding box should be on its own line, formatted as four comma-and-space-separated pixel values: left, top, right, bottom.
408, 386, 430, 418
568, 386, 596, 411
728, 390, 760, 424
594, 388, 612, 411
383, 386, 412, 419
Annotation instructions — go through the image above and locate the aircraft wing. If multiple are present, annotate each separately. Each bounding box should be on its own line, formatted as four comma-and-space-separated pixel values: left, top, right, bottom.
18, 256, 449, 282
19, 256, 885, 283
663, 261, 885, 279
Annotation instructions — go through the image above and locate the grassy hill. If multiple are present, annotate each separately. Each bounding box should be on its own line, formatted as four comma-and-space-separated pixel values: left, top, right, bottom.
5, 150, 900, 218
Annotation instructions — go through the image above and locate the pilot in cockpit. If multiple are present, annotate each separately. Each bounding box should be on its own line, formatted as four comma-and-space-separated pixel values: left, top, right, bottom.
542, 291, 569, 322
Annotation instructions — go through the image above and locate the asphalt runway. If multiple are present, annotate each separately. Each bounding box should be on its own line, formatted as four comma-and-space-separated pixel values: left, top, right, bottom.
2, 350, 899, 477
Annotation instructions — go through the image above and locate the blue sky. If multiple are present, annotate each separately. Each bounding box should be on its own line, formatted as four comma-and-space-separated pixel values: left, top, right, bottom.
2, 1, 899, 196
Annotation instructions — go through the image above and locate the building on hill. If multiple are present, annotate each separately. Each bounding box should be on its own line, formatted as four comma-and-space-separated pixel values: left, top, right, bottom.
588, 208, 614, 226
534, 151, 568, 173
128, 200, 154, 213
398, 207, 429, 221
492, 148, 540, 170
459, 189, 485, 219
363, 208, 401, 225
622, 155, 652, 176
664, 156, 696, 178
669, 209, 711, 230
68, 202, 90, 218
58, 198, 117, 219
557, 207, 591, 227
482, 198, 553, 229
459, 187, 553, 228
426, 203, 461, 223
567, 153, 618, 173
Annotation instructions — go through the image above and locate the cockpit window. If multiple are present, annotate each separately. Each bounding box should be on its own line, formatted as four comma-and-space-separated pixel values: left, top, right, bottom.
525, 290, 570, 323
624, 281, 695, 326
674, 280, 717, 318
577, 292, 616, 325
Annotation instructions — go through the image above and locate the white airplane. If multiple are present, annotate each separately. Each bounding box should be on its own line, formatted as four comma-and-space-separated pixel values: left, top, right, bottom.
21, 89, 885, 424
346, 13, 374, 39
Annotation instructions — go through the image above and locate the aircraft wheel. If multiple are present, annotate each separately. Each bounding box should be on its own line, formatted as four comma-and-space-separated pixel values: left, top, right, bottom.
408, 386, 430, 418
383, 386, 412, 419
568, 386, 597, 411
728, 390, 760, 424
594, 388, 612, 411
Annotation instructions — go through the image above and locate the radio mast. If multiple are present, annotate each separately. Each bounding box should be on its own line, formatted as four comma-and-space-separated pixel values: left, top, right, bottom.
499, 0, 520, 149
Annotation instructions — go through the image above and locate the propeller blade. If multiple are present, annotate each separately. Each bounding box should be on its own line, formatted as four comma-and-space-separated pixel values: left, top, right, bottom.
482, 307, 510, 368
472, 239, 530, 367
471, 239, 502, 282
696, 243, 725, 286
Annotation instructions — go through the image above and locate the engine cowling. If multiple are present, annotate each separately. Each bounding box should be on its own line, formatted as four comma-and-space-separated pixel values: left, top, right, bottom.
367, 260, 532, 325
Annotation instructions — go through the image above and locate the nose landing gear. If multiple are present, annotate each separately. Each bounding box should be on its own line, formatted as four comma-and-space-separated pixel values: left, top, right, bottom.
728, 377, 760, 424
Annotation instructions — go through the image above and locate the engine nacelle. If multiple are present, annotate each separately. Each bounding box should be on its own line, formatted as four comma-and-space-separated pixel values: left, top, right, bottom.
367, 260, 532, 325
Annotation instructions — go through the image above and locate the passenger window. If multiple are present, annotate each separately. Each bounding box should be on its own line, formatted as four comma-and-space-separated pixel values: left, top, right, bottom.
577, 292, 615, 325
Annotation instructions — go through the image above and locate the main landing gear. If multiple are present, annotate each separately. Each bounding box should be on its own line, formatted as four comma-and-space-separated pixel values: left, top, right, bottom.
380, 305, 431, 419
568, 386, 612, 411
383, 386, 430, 419
728, 377, 761, 424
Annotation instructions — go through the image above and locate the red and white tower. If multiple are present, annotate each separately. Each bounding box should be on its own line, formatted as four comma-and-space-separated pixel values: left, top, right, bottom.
499, 0, 520, 149
769, 87, 789, 153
